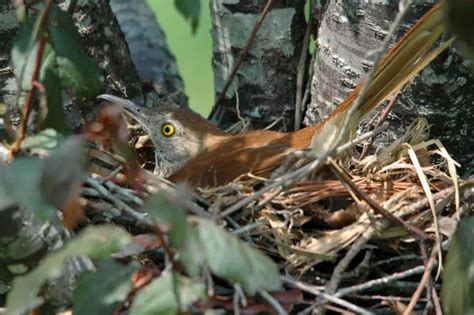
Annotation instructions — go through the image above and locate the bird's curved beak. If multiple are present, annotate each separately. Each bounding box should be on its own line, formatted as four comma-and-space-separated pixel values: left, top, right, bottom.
97, 94, 148, 126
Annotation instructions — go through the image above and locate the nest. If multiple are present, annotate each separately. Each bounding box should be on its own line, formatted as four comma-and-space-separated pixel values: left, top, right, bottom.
83, 117, 474, 313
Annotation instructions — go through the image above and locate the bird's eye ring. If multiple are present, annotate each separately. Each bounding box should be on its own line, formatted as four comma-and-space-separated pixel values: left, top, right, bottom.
161, 123, 175, 137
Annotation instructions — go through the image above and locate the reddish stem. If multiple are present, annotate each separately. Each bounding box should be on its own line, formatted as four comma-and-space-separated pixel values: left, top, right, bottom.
10, 0, 52, 154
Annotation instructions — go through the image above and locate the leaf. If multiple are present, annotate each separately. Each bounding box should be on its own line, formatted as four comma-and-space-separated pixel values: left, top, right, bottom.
197, 219, 282, 295
444, 0, 474, 69
143, 194, 203, 277
40, 44, 68, 132
174, 0, 200, 34
73, 260, 139, 315
47, 6, 101, 100
21, 128, 63, 155
0, 157, 52, 219
441, 217, 474, 315
129, 272, 205, 315
11, 20, 67, 132
40, 136, 84, 209
5, 225, 131, 315
10, 22, 37, 90
0, 137, 85, 221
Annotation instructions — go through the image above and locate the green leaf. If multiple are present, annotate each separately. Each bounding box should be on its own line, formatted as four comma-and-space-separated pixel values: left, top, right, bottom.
73, 260, 139, 315
444, 1, 474, 70
40, 44, 68, 132
47, 6, 102, 100
129, 272, 205, 315
10, 22, 37, 90
144, 194, 204, 277
0, 137, 84, 220
174, 0, 200, 34
5, 225, 131, 315
40, 136, 84, 209
441, 216, 474, 315
21, 128, 63, 155
11, 20, 67, 132
197, 219, 281, 295
0, 157, 52, 219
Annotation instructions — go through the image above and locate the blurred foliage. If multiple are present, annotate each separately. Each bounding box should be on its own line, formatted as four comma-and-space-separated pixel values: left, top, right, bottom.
148, 0, 214, 116
144, 194, 282, 295
442, 216, 474, 315
6, 225, 131, 315
129, 272, 205, 315
444, 0, 474, 71
73, 260, 139, 315
11, 5, 101, 133
174, 0, 201, 34
0, 136, 82, 221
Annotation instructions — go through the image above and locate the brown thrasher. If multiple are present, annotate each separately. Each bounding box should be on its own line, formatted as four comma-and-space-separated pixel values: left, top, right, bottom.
99, 4, 450, 188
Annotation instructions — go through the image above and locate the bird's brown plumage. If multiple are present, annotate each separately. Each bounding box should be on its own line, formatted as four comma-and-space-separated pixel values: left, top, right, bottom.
101, 4, 450, 188
169, 3, 449, 187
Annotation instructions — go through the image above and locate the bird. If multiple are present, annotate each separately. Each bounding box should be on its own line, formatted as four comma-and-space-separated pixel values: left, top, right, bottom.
99, 3, 450, 188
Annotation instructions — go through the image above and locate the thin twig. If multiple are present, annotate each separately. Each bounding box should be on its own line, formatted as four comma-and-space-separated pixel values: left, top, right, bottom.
359, 92, 400, 159
153, 225, 179, 272
294, 0, 313, 130
216, 124, 388, 219
209, 0, 274, 119
259, 290, 288, 315
282, 276, 374, 315
403, 247, 438, 315
335, 265, 426, 298
329, 160, 433, 241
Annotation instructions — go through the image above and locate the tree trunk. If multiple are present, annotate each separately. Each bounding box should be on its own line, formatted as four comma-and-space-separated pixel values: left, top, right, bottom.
110, 0, 187, 107
306, 0, 474, 176
209, 0, 307, 131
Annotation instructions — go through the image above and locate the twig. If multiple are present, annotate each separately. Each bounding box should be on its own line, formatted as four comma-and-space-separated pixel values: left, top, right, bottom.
10, 0, 53, 154
232, 219, 268, 235
403, 247, 438, 315
282, 276, 374, 315
209, 0, 274, 119
259, 290, 287, 315
328, 160, 432, 241
294, 0, 313, 130
153, 224, 179, 272
359, 93, 400, 159
216, 124, 388, 219
31, 80, 47, 130
322, 187, 420, 298
323, 216, 378, 296
335, 265, 426, 298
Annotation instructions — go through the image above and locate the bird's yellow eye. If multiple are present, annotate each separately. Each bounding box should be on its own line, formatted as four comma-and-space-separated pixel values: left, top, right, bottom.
161, 123, 175, 137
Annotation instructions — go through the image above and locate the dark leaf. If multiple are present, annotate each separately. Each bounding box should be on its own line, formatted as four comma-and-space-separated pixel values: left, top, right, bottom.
441, 216, 474, 315
5, 225, 131, 315
444, 1, 474, 69
129, 272, 205, 315
47, 6, 102, 100
73, 260, 139, 315
40, 44, 68, 132
11, 20, 67, 132
174, 0, 200, 34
